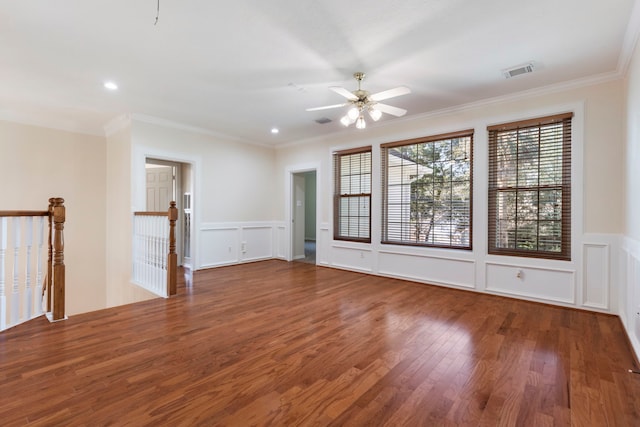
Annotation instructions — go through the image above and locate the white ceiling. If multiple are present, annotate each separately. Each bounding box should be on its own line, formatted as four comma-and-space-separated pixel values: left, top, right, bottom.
1, 0, 638, 146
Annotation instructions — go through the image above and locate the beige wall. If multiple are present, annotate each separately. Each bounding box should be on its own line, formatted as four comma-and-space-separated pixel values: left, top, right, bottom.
0, 121, 107, 315
105, 122, 157, 307
276, 79, 625, 235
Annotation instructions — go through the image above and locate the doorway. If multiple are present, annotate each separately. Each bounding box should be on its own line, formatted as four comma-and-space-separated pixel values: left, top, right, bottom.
291, 170, 317, 264
145, 158, 193, 268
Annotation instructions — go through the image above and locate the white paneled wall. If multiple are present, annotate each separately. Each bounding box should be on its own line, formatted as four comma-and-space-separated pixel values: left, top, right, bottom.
582, 242, 610, 310
331, 244, 373, 273
324, 234, 617, 313
378, 250, 475, 289
199, 222, 285, 269
275, 225, 287, 259
621, 236, 640, 360
318, 223, 330, 266
485, 262, 575, 304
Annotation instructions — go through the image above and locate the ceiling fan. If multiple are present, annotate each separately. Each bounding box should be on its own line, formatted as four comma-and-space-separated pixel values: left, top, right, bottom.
306, 72, 411, 129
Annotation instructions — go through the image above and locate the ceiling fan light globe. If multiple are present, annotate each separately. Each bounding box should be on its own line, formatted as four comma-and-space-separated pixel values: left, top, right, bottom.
340, 115, 352, 127
347, 107, 359, 120
368, 108, 382, 121
355, 116, 366, 129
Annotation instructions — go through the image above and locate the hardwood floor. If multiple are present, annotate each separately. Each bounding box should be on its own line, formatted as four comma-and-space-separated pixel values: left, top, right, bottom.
1, 260, 639, 426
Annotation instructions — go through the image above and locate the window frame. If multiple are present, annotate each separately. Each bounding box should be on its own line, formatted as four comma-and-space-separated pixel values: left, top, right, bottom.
381, 130, 474, 250
333, 146, 372, 243
487, 112, 573, 261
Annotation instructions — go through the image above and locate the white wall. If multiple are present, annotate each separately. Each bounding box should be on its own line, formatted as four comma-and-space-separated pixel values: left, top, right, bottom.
0, 121, 107, 315
622, 32, 640, 360
276, 79, 625, 315
130, 119, 279, 270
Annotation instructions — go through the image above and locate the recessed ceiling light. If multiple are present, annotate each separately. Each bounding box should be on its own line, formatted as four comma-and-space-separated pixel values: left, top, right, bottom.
103, 81, 118, 91
271, 128, 279, 134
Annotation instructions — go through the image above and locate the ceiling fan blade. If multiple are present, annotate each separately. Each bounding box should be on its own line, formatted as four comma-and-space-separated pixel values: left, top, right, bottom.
306, 103, 348, 112
374, 103, 407, 117
369, 86, 411, 102
329, 86, 358, 101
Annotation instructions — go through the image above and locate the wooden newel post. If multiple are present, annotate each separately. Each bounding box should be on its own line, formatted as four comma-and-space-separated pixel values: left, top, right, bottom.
46, 198, 54, 313
52, 198, 65, 321
167, 201, 178, 296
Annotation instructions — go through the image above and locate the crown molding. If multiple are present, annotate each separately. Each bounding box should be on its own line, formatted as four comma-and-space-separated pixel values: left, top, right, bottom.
130, 114, 273, 149
276, 70, 623, 149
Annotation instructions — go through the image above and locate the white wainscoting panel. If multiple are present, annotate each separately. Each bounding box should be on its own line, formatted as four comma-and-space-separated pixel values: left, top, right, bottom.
582, 243, 609, 310
318, 223, 330, 266
485, 262, 575, 304
377, 251, 475, 289
240, 226, 273, 262
274, 224, 287, 260
622, 236, 640, 363
331, 244, 373, 272
199, 222, 281, 268
200, 226, 239, 268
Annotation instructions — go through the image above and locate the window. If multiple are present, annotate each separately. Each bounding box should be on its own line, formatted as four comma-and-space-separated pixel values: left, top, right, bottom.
381, 130, 473, 249
487, 113, 572, 260
334, 147, 372, 242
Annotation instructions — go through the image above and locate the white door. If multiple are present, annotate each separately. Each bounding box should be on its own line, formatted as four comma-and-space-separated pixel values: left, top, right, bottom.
146, 166, 173, 211
293, 174, 305, 260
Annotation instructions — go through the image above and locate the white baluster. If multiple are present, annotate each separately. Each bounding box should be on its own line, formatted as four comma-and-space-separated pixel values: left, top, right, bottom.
132, 215, 137, 282
0, 217, 7, 330
145, 216, 151, 288
157, 215, 163, 294
24, 217, 33, 319
133, 216, 139, 283
36, 216, 44, 315
131, 214, 171, 297
11, 217, 21, 325
161, 215, 166, 295
154, 216, 160, 293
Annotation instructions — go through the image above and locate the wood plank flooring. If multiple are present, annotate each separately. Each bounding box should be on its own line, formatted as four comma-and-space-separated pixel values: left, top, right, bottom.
1, 260, 639, 426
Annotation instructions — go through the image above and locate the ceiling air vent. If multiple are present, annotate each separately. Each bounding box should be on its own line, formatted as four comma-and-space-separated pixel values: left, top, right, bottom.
502, 63, 535, 79
315, 117, 332, 124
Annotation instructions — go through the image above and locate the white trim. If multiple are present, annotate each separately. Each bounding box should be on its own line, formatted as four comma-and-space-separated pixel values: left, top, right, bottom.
484, 260, 575, 275
377, 248, 474, 263
285, 163, 321, 262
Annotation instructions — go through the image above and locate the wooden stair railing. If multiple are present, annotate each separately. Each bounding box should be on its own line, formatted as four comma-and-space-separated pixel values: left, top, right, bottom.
0, 197, 66, 331
132, 201, 178, 297
50, 197, 66, 322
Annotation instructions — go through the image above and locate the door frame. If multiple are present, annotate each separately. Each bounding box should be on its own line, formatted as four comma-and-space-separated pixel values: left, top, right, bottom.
285, 163, 320, 262
133, 145, 202, 270
144, 158, 183, 264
